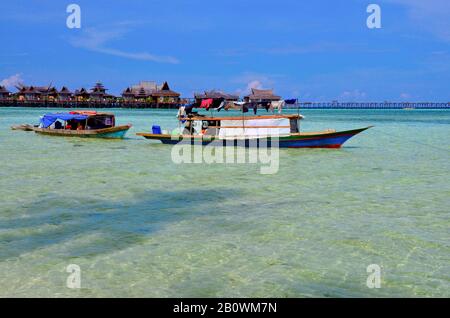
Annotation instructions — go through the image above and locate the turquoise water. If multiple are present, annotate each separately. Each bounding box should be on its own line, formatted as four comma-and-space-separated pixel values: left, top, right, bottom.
0, 107, 449, 297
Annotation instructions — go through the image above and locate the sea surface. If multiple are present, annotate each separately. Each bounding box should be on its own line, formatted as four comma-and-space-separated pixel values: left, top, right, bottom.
0, 107, 449, 297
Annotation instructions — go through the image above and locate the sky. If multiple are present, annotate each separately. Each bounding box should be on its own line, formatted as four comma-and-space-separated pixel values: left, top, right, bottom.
0, 0, 449, 101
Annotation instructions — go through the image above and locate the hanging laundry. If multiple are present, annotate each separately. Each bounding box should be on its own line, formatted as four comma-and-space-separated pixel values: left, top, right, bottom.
269, 101, 276, 112
284, 99, 297, 105
263, 102, 270, 112
217, 101, 226, 112
252, 103, 258, 114
278, 100, 285, 113
270, 100, 285, 113
212, 98, 224, 109
225, 101, 239, 111
185, 103, 194, 114
200, 98, 213, 110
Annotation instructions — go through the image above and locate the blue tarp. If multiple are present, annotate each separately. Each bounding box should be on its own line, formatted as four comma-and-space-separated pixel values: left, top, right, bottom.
40, 113, 89, 128
284, 99, 297, 105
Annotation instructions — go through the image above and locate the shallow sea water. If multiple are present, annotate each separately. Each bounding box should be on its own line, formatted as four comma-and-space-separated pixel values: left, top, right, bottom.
0, 107, 449, 297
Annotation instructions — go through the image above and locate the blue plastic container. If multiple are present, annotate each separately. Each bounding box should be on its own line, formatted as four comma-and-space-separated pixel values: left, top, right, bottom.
152, 125, 162, 134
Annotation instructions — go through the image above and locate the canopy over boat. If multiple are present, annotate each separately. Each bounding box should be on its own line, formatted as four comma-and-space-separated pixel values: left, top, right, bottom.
183, 114, 303, 121
40, 113, 89, 128
12, 111, 129, 139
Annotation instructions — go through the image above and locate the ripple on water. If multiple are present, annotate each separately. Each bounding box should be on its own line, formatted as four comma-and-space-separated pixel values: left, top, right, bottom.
0, 108, 449, 297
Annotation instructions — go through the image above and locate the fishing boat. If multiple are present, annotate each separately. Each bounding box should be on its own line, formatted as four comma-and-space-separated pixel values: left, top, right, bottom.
12, 111, 131, 139
136, 113, 372, 148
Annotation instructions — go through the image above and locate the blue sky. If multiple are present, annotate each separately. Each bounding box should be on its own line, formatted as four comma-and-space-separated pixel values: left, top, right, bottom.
0, 0, 449, 101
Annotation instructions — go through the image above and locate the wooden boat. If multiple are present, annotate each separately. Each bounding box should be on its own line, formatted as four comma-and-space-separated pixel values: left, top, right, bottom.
12, 111, 131, 139
136, 114, 372, 148
32, 125, 132, 139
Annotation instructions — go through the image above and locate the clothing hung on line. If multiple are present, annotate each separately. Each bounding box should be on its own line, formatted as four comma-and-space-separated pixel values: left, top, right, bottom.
225, 102, 240, 111
252, 102, 258, 114
217, 101, 226, 112
284, 99, 297, 105
184, 103, 195, 114
271, 100, 286, 113
200, 98, 213, 110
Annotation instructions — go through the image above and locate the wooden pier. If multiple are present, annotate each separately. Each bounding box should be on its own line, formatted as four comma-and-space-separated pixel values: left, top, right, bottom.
292, 102, 449, 109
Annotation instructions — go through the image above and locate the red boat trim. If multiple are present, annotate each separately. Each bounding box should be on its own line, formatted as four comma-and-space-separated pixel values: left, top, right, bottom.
287, 144, 342, 148
287, 132, 357, 141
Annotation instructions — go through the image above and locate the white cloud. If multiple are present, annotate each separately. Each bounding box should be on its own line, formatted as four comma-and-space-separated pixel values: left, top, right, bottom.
69, 27, 179, 64
400, 93, 411, 99
245, 80, 263, 93
0, 73, 23, 88
232, 72, 281, 95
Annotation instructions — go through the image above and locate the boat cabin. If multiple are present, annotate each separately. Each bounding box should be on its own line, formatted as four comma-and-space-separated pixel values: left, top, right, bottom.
179, 114, 303, 137
39, 111, 116, 130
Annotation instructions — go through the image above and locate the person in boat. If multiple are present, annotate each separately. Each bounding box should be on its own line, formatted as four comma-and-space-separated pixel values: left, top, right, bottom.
65, 121, 72, 130
201, 122, 207, 135
54, 121, 63, 129
183, 121, 193, 135
201, 120, 216, 135
76, 122, 84, 130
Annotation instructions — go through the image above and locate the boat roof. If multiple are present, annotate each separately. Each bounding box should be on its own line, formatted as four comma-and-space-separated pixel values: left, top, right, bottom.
40, 111, 115, 128
40, 113, 89, 128
69, 111, 114, 116
184, 114, 303, 121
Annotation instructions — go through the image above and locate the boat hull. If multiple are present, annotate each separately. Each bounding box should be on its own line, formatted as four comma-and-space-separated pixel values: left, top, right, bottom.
31, 125, 131, 139
136, 126, 372, 148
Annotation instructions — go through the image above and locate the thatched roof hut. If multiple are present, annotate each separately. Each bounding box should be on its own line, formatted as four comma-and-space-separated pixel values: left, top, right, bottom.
74, 88, 90, 100
151, 81, 180, 97
245, 88, 281, 101
59, 86, 73, 96
0, 86, 11, 97
122, 87, 135, 98
122, 81, 180, 100
90, 82, 107, 93
18, 86, 42, 96
194, 90, 239, 101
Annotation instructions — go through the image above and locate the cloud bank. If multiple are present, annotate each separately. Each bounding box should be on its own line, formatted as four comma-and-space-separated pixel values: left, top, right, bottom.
0, 73, 23, 88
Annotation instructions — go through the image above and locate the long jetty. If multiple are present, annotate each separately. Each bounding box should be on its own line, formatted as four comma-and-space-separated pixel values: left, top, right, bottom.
292, 102, 449, 109
0, 100, 448, 109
